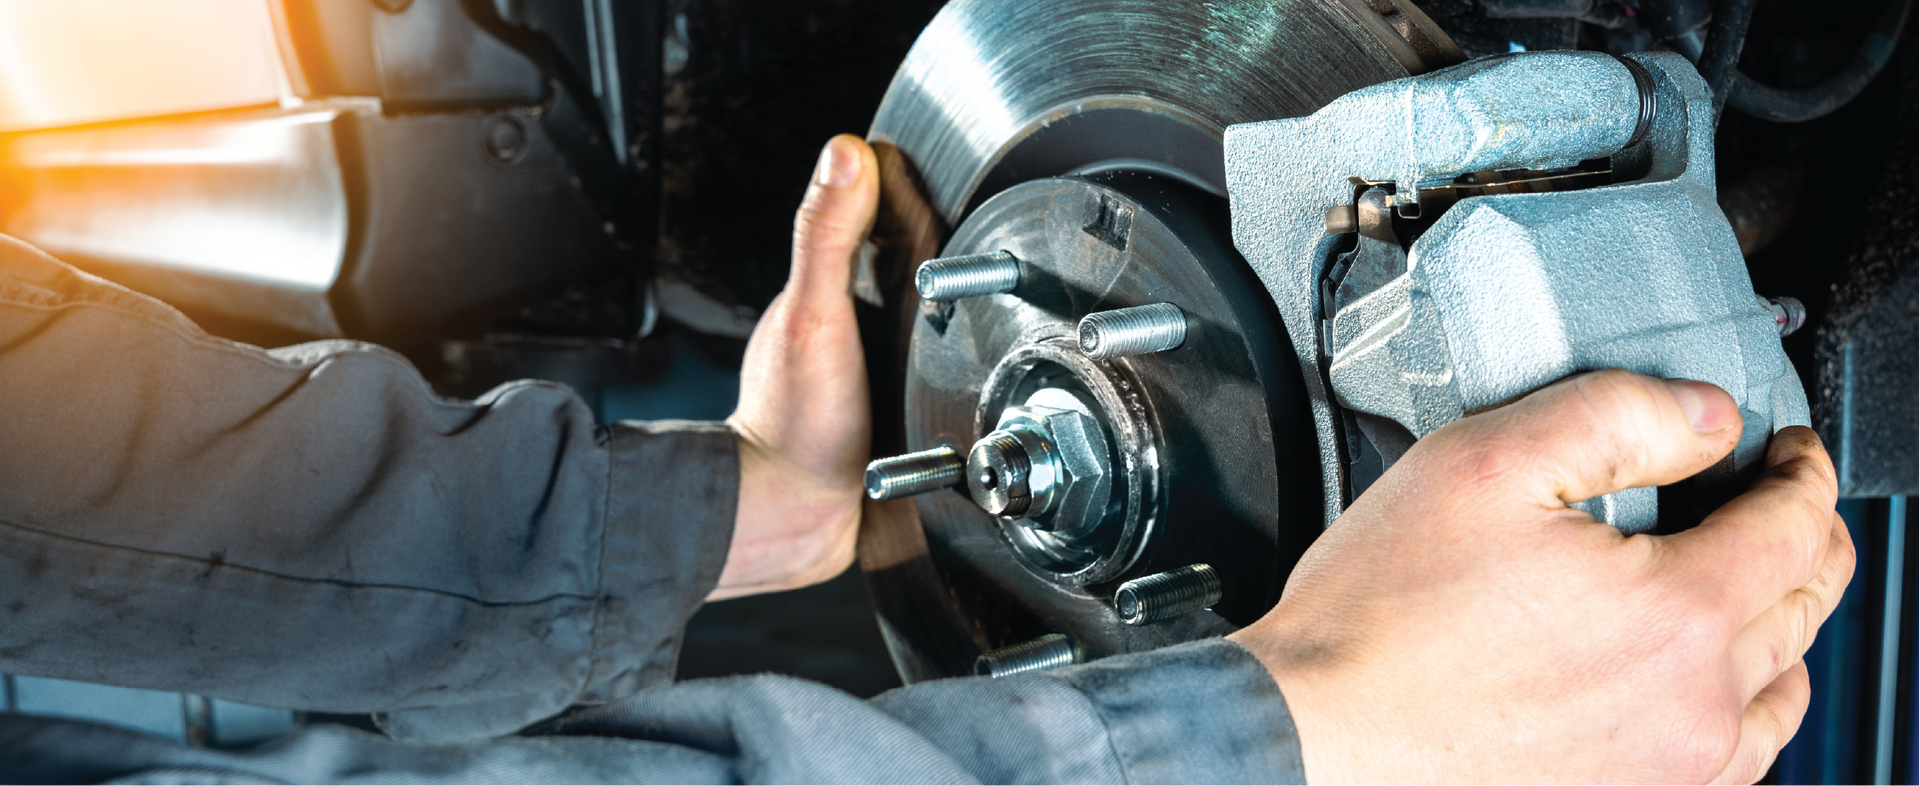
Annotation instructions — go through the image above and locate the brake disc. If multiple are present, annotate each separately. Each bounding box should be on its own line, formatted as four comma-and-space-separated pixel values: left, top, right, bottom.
857, 0, 1462, 682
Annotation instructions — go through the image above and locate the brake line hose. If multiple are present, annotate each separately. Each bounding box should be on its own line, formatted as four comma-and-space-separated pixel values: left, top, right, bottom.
1724, 0, 1913, 122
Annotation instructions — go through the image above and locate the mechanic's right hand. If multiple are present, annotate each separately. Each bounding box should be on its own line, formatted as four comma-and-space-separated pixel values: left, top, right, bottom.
1228, 370, 1853, 784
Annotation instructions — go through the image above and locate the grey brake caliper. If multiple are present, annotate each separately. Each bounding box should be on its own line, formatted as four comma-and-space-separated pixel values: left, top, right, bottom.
1226, 51, 1808, 532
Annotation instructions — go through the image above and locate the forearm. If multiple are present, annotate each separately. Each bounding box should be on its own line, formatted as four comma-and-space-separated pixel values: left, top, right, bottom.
0, 235, 735, 740
1, 638, 1305, 784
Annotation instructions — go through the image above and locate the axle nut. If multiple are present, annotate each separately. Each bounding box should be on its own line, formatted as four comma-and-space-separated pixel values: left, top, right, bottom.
966, 389, 1113, 536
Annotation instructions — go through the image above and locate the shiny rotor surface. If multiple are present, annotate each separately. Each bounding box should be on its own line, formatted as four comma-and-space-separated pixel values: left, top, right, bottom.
859, 0, 1429, 682
868, 0, 1412, 223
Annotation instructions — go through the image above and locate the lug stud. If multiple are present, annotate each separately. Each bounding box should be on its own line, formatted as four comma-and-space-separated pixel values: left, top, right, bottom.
974, 633, 1075, 677
1078, 303, 1187, 359
1113, 563, 1222, 626
865, 446, 964, 501
915, 251, 1020, 302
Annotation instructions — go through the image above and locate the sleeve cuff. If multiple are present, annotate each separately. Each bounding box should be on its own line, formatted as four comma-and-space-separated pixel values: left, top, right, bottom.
1053, 638, 1306, 784
870, 637, 1305, 783
580, 419, 738, 703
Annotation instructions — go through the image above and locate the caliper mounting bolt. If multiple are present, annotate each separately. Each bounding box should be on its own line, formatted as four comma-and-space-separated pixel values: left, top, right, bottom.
865, 446, 965, 501
1760, 295, 1806, 337
974, 633, 1075, 677
1114, 563, 1222, 626
1077, 303, 1188, 359
915, 251, 1021, 301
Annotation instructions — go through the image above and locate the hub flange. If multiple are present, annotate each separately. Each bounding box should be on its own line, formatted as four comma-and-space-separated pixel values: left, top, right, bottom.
897, 173, 1316, 668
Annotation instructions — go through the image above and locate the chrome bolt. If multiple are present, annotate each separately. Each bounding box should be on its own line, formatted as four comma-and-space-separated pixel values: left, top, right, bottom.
1113, 563, 1222, 626
915, 251, 1020, 301
1077, 303, 1187, 359
865, 446, 964, 501
1760, 295, 1806, 337
974, 633, 1075, 677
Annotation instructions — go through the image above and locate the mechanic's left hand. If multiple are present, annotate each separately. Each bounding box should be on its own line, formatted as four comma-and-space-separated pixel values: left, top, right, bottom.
716, 134, 877, 599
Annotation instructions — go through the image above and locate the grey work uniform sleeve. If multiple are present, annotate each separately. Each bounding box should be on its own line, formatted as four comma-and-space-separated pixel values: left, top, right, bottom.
0, 639, 1306, 784
0, 233, 1312, 782
0, 234, 738, 741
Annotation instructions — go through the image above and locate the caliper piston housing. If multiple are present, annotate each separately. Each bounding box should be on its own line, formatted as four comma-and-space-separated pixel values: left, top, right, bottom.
1226, 51, 1810, 530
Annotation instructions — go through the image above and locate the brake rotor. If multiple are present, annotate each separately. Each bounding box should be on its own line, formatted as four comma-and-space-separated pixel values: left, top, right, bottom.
857, 0, 1461, 682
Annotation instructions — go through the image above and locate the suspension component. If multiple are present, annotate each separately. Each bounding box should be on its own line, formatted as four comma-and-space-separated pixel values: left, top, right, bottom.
865, 446, 965, 501
1114, 564, 1223, 625
915, 251, 1021, 301
1077, 303, 1188, 359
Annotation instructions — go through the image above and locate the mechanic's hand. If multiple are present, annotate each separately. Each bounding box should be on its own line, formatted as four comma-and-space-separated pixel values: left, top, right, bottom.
1229, 370, 1853, 784
717, 134, 876, 600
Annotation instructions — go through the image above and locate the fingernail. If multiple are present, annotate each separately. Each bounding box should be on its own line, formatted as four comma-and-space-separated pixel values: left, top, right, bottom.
1664, 379, 1737, 434
814, 139, 860, 188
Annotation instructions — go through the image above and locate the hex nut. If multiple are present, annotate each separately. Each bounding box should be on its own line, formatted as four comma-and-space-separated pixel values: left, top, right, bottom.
997, 389, 1113, 537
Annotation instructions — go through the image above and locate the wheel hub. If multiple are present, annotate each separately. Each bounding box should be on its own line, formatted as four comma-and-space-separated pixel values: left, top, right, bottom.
858, 0, 1441, 682
897, 173, 1313, 663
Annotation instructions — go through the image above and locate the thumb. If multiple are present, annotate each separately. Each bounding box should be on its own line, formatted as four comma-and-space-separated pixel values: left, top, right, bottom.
1416, 369, 1743, 510
789, 134, 879, 301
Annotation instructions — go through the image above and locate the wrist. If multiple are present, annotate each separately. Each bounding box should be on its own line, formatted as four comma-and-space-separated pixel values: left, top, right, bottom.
1228, 622, 1383, 784
712, 428, 860, 599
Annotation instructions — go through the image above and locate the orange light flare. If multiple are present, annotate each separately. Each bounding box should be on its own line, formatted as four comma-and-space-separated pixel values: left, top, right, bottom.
0, 0, 288, 134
